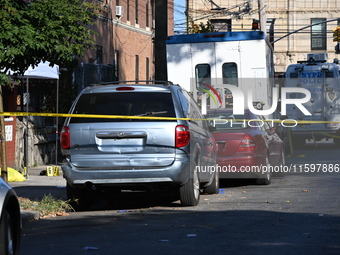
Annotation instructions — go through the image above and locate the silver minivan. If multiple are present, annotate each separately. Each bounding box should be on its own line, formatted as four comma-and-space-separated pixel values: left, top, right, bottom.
61, 81, 219, 209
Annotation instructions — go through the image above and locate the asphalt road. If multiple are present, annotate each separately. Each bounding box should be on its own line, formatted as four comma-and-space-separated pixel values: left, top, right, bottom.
16, 141, 340, 255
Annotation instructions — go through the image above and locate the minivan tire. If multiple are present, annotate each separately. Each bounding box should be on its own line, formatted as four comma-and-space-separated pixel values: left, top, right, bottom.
179, 163, 200, 206
203, 167, 219, 194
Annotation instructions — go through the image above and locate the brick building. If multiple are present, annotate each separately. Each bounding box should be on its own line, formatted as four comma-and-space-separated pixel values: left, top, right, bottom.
75, 0, 174, 88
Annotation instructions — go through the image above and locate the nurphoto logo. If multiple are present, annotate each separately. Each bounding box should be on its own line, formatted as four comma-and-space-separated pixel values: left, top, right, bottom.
223, 85, 312, 116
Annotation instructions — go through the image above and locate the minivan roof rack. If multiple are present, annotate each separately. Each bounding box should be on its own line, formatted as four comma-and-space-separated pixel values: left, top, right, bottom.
93, 80, 175, 86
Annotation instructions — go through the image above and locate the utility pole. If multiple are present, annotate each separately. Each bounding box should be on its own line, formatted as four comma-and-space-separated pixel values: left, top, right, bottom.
258, 0, 267, 36
0, 85, 8, 182
154, 0, 168, 81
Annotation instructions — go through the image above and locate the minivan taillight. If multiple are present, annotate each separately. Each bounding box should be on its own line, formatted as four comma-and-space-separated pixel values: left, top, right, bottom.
175, 125, 190, 148
60, 126, 70, 149
237, 134, 256, 152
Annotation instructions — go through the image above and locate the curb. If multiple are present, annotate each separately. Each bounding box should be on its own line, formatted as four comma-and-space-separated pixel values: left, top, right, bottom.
21, 210, 40, 224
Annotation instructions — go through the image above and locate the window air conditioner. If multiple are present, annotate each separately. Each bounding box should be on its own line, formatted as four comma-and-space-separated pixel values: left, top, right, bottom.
116, 6, 124, 17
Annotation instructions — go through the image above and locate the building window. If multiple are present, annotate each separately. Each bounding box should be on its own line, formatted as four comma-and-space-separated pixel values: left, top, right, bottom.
135, 55, 139, 81
210, 19, 231, 32
135, 0, 139, 24
96, 45, 103, 64
127, 0, 130, 21
146, 57, 150, 82
146, 1, 149, 27
114, 50, 119, 81
311, 18, 326, 51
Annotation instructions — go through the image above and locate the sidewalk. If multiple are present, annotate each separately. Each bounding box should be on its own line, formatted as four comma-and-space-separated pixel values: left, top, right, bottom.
9, 165, 67, 224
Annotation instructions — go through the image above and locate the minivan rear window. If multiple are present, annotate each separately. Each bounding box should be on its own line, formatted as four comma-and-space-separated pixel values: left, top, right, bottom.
70, 92, 176, 123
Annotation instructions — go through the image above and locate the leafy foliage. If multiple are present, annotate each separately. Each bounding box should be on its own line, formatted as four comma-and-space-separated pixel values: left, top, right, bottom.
0, 0, 97, 85
188, 17, 216, 34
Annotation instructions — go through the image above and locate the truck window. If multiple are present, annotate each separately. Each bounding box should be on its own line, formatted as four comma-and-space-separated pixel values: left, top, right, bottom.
289, 72, 298, 78
195, 64, 211, 90
222, 62, 238, 86
325, 72, 334, 78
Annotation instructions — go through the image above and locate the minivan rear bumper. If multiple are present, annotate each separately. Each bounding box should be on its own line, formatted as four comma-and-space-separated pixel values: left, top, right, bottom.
62, 155, 190, 187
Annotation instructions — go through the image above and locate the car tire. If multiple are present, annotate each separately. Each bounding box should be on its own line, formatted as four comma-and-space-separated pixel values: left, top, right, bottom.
66, 184, 91, 211
203, 167, 219, 194
256, 156, 271, 185
0, 209, 17, 255
179, 163, 200, 206
274, 150, 286, 177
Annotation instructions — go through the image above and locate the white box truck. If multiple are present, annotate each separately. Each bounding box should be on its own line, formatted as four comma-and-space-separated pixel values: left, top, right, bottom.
166, 31, 275, 115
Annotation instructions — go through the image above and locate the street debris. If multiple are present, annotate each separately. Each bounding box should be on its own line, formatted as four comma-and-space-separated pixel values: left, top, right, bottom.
83, 246, 99, 251
187, 234, 197, 237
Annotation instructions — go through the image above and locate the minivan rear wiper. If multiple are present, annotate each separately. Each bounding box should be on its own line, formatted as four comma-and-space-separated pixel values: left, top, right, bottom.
135, 111, 168, 116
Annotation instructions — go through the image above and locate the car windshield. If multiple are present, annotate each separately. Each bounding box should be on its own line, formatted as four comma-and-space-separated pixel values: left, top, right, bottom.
70, 92, 176, 123
206, 110, 250, 130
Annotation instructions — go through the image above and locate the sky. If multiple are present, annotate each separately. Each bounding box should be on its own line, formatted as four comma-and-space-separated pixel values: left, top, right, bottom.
174, 0, 186, 34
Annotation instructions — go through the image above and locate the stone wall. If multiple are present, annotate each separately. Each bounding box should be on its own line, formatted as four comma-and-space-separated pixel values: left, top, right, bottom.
15, 117, 57, 169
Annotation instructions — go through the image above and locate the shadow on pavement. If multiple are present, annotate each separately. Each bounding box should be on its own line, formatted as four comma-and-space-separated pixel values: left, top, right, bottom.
20, 208, 340, 255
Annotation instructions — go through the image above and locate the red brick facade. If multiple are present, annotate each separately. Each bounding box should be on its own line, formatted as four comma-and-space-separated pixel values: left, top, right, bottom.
82, 0, 174, 81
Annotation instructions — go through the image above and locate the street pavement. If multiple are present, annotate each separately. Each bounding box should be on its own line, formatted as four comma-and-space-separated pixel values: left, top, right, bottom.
8, 142, 340, 254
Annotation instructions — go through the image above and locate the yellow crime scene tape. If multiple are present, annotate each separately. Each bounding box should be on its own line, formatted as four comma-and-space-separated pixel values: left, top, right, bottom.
2, 111, 340, 124
3, 111, 339, 176
2, 111, 340, 160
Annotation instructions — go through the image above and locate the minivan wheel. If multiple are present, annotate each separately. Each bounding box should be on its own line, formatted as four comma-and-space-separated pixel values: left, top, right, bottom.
203, 167, 219, 194
179, 164, 200, 206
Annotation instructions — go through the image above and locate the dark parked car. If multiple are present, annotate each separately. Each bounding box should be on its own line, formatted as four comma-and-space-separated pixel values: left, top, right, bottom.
0, 177, 21, 255
206, 109, 285, 185
61, 81, 219, 208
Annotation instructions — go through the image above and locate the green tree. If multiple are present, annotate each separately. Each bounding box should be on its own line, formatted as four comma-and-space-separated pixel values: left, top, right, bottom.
0, 0, 98, 181
188, 17, 216, 34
